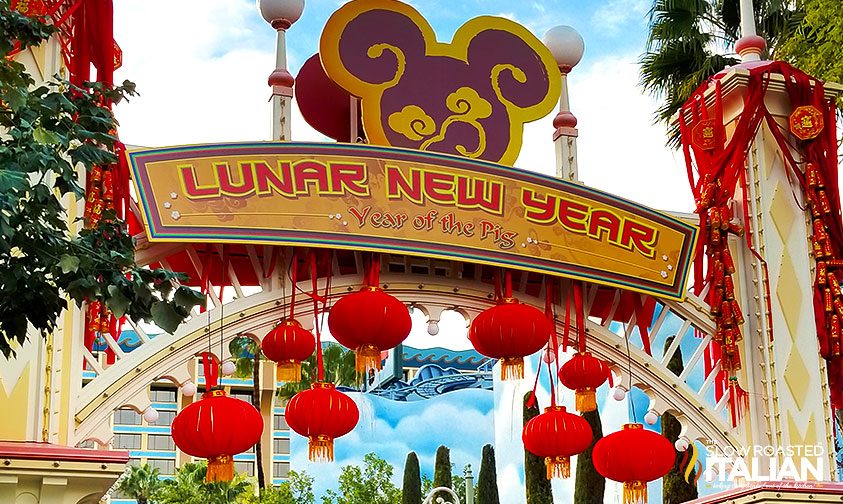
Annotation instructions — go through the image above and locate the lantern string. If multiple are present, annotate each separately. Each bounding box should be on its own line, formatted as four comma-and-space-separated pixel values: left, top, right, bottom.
504, 270, 513, 298
310, 251, 325, 382
492, 270, 502, 301
563, 282, 571, 352
201, 244, 213, 355
219, 245, 228, 362
545, 277, 560, 406
624, 322, 637, 420
200, 352, 219, 390
527, 354, 543, 409
289, 254, 298, 321
574, 281, 585, 353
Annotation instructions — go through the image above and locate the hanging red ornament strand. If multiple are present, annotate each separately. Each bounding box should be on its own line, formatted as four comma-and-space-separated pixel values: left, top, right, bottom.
262, 253, 316, 382
328, 253, 411, 372
285, 250, 359, 462
171, 352, 264, 482
558, 281, 612, 413
469, 271, 554, 380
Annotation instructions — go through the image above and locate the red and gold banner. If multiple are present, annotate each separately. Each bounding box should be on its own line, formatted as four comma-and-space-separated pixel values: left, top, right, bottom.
129, 143, 697, 300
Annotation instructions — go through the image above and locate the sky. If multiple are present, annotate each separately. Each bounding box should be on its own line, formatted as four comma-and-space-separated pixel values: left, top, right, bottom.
111, 0, 696, 214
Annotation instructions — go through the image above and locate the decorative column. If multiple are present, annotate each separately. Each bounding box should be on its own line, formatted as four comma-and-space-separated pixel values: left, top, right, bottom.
542, 26, 584, 182
257, 0, 305, 141
718, 64, 842, 477
465, 465, 474, 504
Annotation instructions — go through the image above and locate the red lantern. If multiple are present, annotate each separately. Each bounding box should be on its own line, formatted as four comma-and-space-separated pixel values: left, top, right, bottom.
285, 382, 359, 462
171, 354, 263, 482
262, 319, 316, 382
559, 352, 611, 412
592, 423, 675, 504
328, 286, 411, 372
469, 299, 553, 380
522, 406, 593, 479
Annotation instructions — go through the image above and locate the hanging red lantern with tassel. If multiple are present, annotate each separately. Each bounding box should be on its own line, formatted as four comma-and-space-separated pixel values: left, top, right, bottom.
470, 271, 553, 380
591, 423, 675, 504
558, 352, 611, 413
262, 257, 315, 382
328, 254, 411, 372
558, 281, 612, 412
263, 319, 315, 382
171, 353, 264, 482
522, 405, 593, 479
286, 382, 359, 462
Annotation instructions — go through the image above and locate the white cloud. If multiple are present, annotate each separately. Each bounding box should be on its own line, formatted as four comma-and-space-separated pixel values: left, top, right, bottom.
112, 0, 321, 147
590, 0, 650, 36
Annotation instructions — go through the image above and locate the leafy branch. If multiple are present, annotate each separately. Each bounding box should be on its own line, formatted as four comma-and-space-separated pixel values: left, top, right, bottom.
0, 2, 202, 358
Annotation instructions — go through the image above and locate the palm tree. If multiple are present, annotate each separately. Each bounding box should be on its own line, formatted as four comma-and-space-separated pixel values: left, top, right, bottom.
156, 462, 253, 504
639, 0, 804, 145
116, 463, 162, 504
276, 342, 358, 401
230, 334, 267, 489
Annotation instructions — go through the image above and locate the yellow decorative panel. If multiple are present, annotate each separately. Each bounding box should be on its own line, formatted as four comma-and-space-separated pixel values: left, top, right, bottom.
787, 412, 818, 453
775, 253, 803, 337
0, 363, 31, 440
770, 183, 797, 240
784, 349, 810, 410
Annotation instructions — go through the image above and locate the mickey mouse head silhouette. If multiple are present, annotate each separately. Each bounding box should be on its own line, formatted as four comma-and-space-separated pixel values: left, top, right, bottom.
320, 0, 561, 166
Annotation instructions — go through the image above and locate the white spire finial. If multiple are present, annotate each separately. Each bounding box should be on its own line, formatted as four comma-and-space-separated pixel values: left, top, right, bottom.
736, 0, 766, 62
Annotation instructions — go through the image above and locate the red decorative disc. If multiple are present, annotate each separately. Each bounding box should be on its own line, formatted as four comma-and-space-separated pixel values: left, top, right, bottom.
789, 105, 824, 141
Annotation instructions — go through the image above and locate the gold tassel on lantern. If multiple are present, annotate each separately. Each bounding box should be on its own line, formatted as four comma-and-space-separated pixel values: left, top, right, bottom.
545, 456, 571, 479
500, 356, 525, 380
276, 361, 302, 383
206, 454, 234, 482
575, 387, 597, 413
309, 434, 335, 462
355, 344, 382, 373
623, 480, 647, 504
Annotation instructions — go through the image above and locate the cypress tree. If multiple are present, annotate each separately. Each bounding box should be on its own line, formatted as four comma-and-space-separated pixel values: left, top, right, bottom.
403, 452, 422, 504
523, 393, 553, 504
574, 409, 605, 504
433, 445, 452, 502
477, 444, 500, 504
662, 336, 698, 503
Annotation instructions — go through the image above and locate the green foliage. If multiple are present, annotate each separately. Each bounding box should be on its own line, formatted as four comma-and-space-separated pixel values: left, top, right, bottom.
240, 471, 315, 504
522, 393, 552, 504
432, 445, 452, 502
639, 0, 805, 146
476, 445, 499, 504
777, 0, 843, 106
154, 462, 253, 504
662, 336, 698, 503
276, 343, 358, 401
116, 463, 162, 504
0, 3, 201, 358
401, 452, 422, 504
323, 453, 401, 504
573, 409, 605, 504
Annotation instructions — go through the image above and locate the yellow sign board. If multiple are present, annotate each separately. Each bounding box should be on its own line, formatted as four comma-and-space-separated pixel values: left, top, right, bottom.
129, 143, 697, 300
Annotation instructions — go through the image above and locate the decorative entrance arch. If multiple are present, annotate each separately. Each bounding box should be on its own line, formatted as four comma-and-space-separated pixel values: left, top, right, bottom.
73, 245, 735, 455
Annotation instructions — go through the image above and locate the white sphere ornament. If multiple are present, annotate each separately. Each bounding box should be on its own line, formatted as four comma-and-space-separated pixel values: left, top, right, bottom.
143, 407, 159, 424
675, 437, 690, 452
612, 386, 627, 401
644, 410, 659, 425
180, 381, 197, 398
543, 25, 585, 72
257, 0, 304, 27
221, 360, 237, 376
541, 347, 555, 364
427, 320, 440, 336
